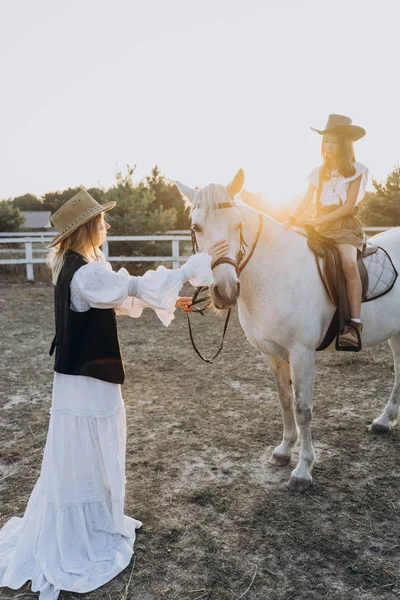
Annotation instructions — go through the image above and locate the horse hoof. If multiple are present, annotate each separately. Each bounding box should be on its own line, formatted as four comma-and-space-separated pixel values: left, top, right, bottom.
269, 453, 291, 467
286, 476, 312, 492
369, 421, 390, 434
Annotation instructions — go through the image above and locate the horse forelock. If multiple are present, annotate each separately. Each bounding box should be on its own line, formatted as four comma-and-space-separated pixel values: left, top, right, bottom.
191, 183, 232, 215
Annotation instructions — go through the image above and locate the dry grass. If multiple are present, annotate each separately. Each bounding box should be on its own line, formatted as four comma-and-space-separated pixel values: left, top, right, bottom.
1, 282, 400, 600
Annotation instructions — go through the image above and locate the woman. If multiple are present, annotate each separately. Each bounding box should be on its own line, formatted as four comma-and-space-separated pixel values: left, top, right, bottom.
284, 114, 369, 349
0, 190, 229, 600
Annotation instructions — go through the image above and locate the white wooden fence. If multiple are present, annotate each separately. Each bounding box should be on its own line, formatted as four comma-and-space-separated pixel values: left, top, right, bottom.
0, 233, 192, 281
0, 228, 393, 281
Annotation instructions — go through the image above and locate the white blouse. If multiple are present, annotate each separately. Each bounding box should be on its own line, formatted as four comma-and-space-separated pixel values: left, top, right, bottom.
307, 161, 369, 208
69, 252, 213, 327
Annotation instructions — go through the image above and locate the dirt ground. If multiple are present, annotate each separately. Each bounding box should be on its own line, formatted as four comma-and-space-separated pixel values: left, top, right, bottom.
1, 282, 400, 600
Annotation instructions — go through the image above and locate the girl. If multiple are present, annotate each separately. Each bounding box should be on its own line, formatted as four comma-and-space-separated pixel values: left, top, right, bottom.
0, 190, 230, 600
284, 114, 369, 349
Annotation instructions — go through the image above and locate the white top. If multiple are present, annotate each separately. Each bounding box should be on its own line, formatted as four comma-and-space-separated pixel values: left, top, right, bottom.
69, 251, 213, 327
307, 161, 369, 208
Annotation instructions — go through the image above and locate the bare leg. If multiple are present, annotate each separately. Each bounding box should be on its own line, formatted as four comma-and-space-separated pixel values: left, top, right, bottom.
262, 353, 298, 466
370, 334, 400, 432
287, 348, 316, 491
337, 244, 362, 320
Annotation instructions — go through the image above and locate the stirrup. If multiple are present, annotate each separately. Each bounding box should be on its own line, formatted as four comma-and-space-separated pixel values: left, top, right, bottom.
335, 321, 362, 353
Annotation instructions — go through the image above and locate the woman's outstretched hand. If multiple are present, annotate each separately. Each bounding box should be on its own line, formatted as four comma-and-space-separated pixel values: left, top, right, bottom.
176, 296, 193, 313
175, 241, 230, 314
207, 240, 231, 263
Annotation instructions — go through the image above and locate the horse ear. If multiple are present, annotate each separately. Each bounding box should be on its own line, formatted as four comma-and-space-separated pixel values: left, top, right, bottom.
227, 169, 245, 198
175, 181, 197, 207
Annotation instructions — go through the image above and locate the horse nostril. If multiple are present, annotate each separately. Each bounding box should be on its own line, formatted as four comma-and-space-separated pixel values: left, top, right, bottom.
237, 282, 240, 296
213, 285, 220, 301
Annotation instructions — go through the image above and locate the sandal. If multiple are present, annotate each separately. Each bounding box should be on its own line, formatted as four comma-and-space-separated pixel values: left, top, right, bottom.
337, 321, 363, 351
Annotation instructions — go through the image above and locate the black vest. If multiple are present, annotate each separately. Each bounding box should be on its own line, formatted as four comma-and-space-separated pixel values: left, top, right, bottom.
50, 251, 125, 384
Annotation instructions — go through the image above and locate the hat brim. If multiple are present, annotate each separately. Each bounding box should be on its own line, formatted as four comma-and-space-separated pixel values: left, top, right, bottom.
310, 125, 366, 141
46, 201, 116, 248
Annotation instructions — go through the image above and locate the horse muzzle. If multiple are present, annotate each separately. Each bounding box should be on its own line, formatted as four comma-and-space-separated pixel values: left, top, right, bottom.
211, 281, 240, 309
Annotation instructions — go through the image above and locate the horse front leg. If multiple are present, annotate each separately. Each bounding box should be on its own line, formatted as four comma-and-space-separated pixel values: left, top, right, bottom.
262, 353, 298, 466
287, 348, 316, 492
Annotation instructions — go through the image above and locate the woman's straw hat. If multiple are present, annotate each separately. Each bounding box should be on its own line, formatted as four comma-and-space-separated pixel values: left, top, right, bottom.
310, 114, 366, 141
47, 190, 115, 248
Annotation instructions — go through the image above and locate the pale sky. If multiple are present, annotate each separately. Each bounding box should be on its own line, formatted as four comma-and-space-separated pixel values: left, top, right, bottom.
1, 0, 399, 209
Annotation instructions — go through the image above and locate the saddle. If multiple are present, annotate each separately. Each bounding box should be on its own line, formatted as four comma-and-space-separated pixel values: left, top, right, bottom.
304, 226, 398, 352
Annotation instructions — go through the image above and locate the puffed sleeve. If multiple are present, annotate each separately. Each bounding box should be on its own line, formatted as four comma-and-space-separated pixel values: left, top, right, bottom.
340, 162, 369, 204
307, 166, 320, 189
116, 251, 213, 326
73, 261, 137, 309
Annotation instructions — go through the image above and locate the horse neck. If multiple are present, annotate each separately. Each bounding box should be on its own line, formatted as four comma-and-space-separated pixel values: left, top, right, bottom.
239, 203, 304, 259
237, 205, 323, 325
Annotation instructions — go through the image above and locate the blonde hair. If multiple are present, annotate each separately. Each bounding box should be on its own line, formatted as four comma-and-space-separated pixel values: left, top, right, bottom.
320, 133, 356, 182
47, 213, 105, 284
189, 183, 232, 216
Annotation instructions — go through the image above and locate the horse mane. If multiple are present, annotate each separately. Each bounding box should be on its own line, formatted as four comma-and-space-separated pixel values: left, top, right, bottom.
190, 183, 233, 215
189, 182, 284, 232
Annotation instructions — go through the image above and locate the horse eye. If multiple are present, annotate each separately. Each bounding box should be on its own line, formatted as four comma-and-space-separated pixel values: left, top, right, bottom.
192, 224, 202, 233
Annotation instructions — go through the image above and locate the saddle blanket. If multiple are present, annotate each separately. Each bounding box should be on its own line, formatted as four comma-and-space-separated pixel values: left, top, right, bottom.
316, 246, 398, 302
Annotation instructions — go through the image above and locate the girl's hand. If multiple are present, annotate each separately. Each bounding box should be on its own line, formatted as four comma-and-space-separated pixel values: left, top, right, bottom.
283, 219, 294, 230
207, 240, 231, 263
175, 296, 193, 313
283, 216, 298, 230
297, 218, 314, 227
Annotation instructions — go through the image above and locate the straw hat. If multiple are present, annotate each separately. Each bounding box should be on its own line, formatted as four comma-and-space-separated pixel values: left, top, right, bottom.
47, 190, 116, 248
310, 114, 366, 141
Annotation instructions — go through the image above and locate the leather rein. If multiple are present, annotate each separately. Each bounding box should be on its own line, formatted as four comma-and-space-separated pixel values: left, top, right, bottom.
187, 202, 263, 363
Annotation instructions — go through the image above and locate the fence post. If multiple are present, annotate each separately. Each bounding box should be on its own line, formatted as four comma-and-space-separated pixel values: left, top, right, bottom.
172, 239, 180, 269
25, 241, 34, 281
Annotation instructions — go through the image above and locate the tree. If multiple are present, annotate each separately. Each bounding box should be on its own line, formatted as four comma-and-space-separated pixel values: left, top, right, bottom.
104, 165, 177, 260
374, 166, 400, 198
42, 187, 106, 214
0, 201, 25, 231
145, 165, 190, 229
13, 194, 43, 211
358, 166, 400, 226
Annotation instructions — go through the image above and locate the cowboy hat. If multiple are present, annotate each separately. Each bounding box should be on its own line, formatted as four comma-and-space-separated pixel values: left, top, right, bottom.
47, 189, 115, 248
310, 114, 366, 141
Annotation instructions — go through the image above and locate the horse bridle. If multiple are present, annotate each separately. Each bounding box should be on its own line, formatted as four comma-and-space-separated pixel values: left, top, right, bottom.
187, 201, 263, 362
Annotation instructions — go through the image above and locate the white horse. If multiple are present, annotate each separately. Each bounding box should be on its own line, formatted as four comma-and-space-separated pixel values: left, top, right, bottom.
177, 170, 400, 491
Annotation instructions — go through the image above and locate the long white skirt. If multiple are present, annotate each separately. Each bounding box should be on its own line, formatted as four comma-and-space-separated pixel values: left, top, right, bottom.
0, 373, 142, 600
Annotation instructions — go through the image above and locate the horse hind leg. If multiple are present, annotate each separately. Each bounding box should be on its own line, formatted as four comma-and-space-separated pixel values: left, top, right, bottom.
370, 333, 400, 433
262, 353, 298, 467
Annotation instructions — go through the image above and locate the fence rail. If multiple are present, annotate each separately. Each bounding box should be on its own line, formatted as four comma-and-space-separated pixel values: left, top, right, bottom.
0, 230, 192, 238
0, 235, 192, 280
0, 228, 394, 281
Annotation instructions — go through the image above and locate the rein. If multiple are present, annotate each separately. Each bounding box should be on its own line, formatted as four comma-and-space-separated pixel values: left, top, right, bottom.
187, 203, 263, 363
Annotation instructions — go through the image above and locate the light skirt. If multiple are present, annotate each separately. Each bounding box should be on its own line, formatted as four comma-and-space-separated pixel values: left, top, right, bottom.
0, 373, 142, 600
315, 206, 366, 252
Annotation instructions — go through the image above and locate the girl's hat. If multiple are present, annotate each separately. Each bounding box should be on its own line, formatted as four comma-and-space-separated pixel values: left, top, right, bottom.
311, 114, 366, 141
47, 190, 115, 248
